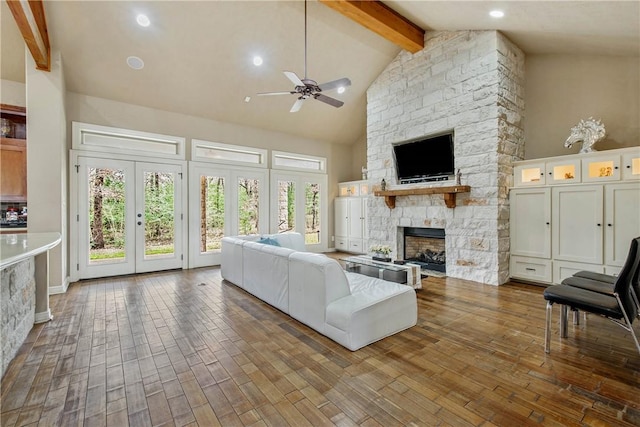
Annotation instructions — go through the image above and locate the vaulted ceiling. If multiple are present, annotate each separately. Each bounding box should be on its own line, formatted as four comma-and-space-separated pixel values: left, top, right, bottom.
2, 1, 638, 145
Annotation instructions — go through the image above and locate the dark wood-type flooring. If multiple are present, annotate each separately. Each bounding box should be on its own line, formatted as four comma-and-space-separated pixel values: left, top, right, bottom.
2, 258, 639, 426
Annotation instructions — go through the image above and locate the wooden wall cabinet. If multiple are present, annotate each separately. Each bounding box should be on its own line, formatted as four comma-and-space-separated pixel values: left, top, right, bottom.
0, 138, 27, 201
0, 105, 27, 202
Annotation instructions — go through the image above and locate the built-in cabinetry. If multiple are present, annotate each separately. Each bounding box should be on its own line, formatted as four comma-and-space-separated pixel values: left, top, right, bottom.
335, 180, 369, 254
0, 105, 27, 202
510, 147, 640, 285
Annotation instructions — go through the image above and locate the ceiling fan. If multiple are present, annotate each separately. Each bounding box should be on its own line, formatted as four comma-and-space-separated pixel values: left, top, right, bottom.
256, 0, 351, 113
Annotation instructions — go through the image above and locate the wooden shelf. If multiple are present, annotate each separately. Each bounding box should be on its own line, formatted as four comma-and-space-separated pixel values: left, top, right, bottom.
374, 185, 470, 209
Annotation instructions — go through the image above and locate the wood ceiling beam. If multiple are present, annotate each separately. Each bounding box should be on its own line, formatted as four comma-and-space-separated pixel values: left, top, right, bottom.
319, 0, 424, 53
6, 0, 51, 71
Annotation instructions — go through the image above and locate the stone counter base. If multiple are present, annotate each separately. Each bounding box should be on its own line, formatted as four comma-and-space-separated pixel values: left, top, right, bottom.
1, 258, 35, 378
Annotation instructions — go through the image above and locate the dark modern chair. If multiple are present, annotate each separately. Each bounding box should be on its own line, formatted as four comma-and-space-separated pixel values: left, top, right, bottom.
543, 237, 640, 355
563, 237, 640, 319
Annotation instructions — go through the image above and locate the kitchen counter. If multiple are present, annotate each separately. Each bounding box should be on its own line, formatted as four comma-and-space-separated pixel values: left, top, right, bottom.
0, 232, 61, 377
0, 232, 60, 269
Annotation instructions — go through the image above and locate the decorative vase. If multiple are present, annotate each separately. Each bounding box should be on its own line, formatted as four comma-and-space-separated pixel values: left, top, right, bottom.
372, 253, 391, 262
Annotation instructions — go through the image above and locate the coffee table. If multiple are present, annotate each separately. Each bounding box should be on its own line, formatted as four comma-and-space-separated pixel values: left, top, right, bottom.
341, 255, 422, 289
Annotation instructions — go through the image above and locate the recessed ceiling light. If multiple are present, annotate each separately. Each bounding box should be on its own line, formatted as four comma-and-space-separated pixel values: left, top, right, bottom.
136, 14, 150, 27
126, 56, 144, 70
489, 10, 504, 18
244, 96, 251, 103
337, 86, 346, 94
253, 56, 263, 66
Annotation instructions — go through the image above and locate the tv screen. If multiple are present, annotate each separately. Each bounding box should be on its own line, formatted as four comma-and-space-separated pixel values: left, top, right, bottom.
393, 133, 454, 183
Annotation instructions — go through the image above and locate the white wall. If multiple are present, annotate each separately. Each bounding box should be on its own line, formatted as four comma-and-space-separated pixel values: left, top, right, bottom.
524, 55, 640, 159
26, 51, 68, 304
0, 79, 26, 106
65, 92, 353, 248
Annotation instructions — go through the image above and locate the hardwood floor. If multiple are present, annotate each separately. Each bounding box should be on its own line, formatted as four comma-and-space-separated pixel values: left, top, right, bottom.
1, 263, 639, 426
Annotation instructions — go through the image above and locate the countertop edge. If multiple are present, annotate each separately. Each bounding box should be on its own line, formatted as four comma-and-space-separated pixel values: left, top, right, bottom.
0, 232, 62, 270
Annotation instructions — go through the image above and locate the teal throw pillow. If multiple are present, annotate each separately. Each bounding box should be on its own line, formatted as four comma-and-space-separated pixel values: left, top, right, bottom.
258, 237, 280, 247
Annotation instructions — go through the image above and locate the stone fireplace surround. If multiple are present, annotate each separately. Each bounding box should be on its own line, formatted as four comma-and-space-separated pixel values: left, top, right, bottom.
366, 31, 525, 285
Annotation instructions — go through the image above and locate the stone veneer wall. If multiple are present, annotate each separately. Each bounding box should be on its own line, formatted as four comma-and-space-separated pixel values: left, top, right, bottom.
366, 31, 525, 285
1, 258, 36, 378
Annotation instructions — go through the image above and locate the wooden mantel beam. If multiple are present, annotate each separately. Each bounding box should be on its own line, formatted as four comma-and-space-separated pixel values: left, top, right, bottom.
319, 0, 424, 53
6, 0, 51, 71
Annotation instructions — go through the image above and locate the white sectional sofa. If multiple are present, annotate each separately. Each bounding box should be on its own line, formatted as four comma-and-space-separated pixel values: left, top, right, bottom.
221, 232, 417, 351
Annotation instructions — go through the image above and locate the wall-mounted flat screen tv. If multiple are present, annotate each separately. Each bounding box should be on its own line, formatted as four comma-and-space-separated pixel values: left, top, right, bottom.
393, 132, 455, 184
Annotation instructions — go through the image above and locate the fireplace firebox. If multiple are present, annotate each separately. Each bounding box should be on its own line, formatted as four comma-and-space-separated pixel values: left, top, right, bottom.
403, 227, 446, 273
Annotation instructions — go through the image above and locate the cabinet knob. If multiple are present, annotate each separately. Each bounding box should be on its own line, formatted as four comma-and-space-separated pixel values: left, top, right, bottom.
614, 166, 619, 170
627, 165, 631, 169
137, 221, 142, 226
546, 222, 550, 225
540, 172, 544, 176
597, 223, 601, 227
607, 223, 613, 227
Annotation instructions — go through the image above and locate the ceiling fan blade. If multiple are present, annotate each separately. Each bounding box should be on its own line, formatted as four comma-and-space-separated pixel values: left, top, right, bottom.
284, 71, 305, 87
290, 98, 305, 113
318, 77, 351, 92
314, 93, 344, 108
256, 91, 296, 96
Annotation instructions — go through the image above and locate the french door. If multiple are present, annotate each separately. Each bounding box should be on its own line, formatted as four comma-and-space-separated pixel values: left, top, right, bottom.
270, 171, 327, 252
77, 157, 184, 279
188, 163, 269, 267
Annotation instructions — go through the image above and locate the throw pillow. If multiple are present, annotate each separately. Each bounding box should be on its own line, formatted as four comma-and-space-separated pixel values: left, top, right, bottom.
258, 237, 280, 247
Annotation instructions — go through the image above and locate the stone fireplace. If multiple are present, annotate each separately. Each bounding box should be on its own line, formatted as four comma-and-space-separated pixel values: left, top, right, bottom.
366, 31, 525, 285
402, 227, 446, 273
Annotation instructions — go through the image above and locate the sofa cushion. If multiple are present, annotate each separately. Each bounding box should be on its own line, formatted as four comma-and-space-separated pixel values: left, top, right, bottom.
270, 232, 306, 252
242, 241, 296, 313
288, 252, 351, 332
325, 272, 417, 350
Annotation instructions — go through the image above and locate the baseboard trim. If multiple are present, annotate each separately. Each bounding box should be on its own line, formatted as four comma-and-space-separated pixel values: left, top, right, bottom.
49, 277, 70, 295
34, 309, 53, 324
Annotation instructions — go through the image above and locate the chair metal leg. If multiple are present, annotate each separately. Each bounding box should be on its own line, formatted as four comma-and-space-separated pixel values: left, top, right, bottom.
615, 293, 640, 355
545, 301, 553, 354
572, 308, 580, 325
560, 305, 569, 338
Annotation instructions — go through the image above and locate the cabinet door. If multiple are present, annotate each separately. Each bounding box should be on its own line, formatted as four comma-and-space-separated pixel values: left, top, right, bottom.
582, 155, 621, 182
552, 185, 603, 264
334, 198, 348, 237
514, 163, 546, 186
547, 159, 580, 185
622, 151, 640, 180
605, 183, 640, 267
0, 138, 27, 201
510, 188, 551, 258
348, 198, 364, 240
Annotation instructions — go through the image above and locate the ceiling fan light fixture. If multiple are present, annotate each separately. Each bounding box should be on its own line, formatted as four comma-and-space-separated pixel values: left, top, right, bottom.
489, 10, 505, 18
253, 56, 263, 66
337, 86, 346, 94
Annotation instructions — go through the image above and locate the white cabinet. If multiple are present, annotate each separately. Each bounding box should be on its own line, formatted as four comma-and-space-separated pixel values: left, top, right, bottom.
335, 197, 368, 254
552, 185, 603, 265
510, 188, 551, 258
338, 180, 369, 197
510, 149, 640, 285
605, 183, 640, 267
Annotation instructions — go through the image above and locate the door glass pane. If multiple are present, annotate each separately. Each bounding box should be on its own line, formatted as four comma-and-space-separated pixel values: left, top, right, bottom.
305, 182, 320, 244
89, 167, 126, 264
144, 171, 175, 258
238, 177, 259, 235
277, 180, 295, 233
200, 176, 225, 253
